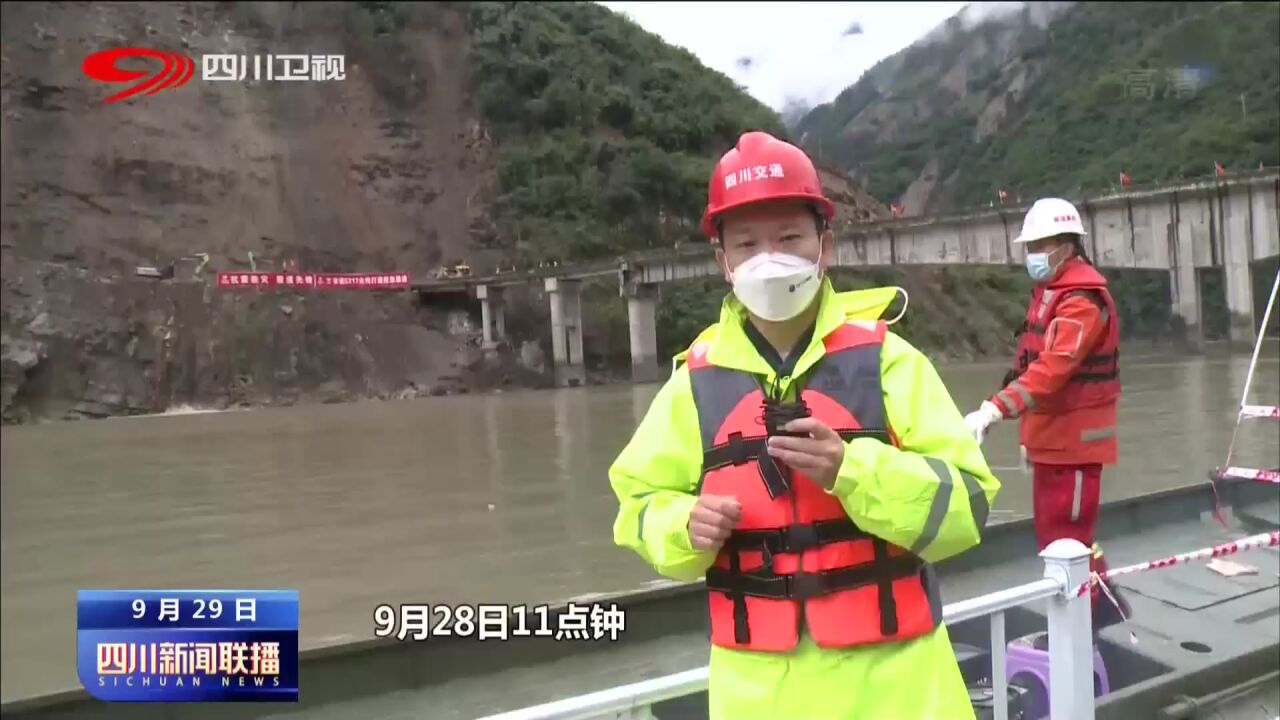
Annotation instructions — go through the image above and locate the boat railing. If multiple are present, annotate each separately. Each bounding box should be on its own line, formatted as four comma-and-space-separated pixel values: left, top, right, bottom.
477, 538, 1096, 720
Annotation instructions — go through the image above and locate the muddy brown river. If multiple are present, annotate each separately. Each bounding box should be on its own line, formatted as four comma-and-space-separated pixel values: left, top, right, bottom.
2, 344, 1277, 703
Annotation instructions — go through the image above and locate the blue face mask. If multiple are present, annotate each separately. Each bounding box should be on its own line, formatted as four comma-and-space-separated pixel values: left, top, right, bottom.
1025, 248, 1061, 281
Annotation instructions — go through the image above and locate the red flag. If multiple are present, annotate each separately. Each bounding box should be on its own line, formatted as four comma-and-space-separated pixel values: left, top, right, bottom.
1215, 161, 1226, 177
890, 202, 904, 218
1120, 171, 1131, 187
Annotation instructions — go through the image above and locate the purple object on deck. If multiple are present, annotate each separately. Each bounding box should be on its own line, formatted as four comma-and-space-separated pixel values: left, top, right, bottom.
1004, 631, 1109, 718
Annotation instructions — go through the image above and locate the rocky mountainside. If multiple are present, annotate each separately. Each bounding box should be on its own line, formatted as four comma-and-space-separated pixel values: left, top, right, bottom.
796, 1, 1280, 214
1, 2, 503, 424
0, 1, 890, 424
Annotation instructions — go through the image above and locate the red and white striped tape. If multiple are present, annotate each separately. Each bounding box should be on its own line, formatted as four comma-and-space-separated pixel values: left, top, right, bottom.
1076, 530, 1280, 597
1214, 466, 1280, 483
1239, 404, 1280, 420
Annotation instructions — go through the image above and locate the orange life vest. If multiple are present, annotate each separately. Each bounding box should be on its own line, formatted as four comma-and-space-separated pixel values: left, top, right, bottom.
685, 319, 941, 652
1013, 259, 1121, 464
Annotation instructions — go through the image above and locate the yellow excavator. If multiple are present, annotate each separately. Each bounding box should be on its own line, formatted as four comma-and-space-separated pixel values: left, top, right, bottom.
135, 253, 210, 281
431, 262, 474, 279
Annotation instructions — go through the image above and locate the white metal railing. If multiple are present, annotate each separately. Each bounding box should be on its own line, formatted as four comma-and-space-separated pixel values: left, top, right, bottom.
477, 539, 1096, 720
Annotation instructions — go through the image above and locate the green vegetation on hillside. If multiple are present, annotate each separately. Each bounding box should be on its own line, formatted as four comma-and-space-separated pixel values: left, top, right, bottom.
460, 2, 1256, 365
798, 1, 1280, 212
950, 1, 1279, 209
464, 2, 784, 264
347, 1, 1265, 371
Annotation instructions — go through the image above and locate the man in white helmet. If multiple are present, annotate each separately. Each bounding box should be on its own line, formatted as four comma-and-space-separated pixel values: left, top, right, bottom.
963, 197, 1130, 632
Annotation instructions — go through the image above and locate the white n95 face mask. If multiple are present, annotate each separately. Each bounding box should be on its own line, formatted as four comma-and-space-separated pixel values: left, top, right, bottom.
730, 251, 822, 322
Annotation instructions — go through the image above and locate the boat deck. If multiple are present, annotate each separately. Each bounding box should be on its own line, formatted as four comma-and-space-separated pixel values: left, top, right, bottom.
4, 481, 1276, 719
276, 485, 1280, 720
1205, 679, 1279, 720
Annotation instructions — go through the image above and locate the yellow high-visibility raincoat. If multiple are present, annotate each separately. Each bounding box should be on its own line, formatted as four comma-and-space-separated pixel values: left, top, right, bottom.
610, 279, 1001, 720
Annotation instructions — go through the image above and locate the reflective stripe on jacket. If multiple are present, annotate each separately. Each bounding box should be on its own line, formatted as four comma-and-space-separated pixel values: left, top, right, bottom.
992, 258, 1121, 465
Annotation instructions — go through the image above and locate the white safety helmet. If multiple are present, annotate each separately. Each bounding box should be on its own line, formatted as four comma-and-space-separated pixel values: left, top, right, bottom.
1013, 197, 1087, 244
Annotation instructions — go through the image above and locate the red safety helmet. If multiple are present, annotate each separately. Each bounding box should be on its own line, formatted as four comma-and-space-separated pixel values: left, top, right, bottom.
700, 131, 835, 239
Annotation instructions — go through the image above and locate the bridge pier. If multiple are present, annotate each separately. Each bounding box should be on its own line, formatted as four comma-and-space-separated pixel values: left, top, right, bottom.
625, 283, 660, 384
1220, 184, 1259, 347
476, 284, 506, 349
1224, 258, 1257, 348
545, 278, 586, 388
1169, 223, 1205, 351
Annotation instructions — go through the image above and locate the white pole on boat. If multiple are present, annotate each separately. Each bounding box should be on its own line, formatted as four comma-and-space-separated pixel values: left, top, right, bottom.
1041, 539, 1096, 720
1238, 266, 1280, 411
1224, 266, 1280, 466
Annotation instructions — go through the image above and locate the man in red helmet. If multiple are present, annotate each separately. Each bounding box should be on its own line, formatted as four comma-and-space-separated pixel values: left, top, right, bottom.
609, 131, 1000, 719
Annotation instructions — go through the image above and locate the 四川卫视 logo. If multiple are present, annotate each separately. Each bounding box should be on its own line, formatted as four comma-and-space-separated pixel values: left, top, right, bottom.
82, 47, 195, 104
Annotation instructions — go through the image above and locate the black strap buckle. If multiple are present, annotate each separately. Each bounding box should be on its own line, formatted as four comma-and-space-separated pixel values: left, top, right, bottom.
725, 432, 752, 464
785, 523, 819, 552
702, 433, 765, 473
726, 520, 870, 556
706, 567, 787, 599
706, 552, 924, 602
786, 572, 827, 601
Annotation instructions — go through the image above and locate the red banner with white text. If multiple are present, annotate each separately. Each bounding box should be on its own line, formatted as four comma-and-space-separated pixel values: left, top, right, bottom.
217, 272, 410, 290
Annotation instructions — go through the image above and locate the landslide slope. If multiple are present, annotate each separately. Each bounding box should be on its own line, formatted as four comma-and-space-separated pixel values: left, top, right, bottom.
0, 1, 888, 423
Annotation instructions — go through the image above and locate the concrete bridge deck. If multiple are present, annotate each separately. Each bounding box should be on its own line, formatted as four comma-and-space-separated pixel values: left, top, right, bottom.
414, 171, 1280, 289
412, 257, 623, 293
416, 172, 1280, 387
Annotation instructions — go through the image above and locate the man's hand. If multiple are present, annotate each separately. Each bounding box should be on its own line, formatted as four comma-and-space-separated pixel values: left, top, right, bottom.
766, 417, 846, 491
688, 494, 741, 552
964, 401, 1003, 444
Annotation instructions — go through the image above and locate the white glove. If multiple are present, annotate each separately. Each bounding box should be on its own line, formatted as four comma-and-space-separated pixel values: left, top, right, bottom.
963, 401, 1003, 444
